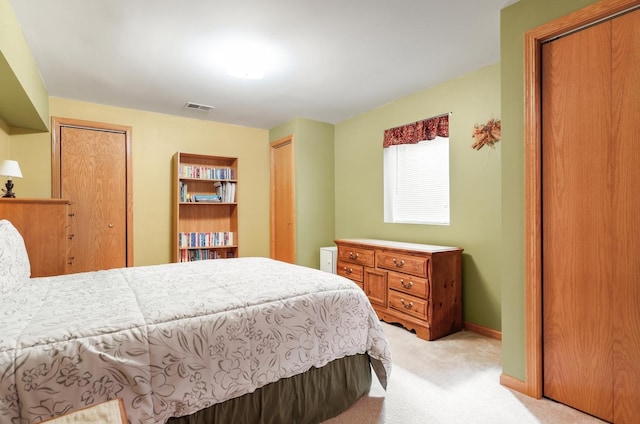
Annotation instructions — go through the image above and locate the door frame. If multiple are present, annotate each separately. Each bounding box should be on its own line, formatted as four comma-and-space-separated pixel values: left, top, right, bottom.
519, 0, 640, 399
51, 116, 134, 266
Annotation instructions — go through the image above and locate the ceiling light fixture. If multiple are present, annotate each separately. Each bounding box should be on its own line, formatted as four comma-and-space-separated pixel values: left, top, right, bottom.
219, 40, 275, 80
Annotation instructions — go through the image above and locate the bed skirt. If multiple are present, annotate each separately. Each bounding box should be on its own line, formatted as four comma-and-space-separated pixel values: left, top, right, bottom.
166, 353, 372, 424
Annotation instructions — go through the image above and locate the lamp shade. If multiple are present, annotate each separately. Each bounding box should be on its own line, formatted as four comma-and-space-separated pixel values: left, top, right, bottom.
0, 160, 23, 178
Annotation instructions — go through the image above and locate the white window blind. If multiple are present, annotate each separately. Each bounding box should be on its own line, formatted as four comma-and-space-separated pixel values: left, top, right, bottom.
384, 136, 450, 225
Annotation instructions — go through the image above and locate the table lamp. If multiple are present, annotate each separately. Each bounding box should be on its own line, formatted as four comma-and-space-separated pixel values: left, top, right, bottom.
0, 160, 23, 198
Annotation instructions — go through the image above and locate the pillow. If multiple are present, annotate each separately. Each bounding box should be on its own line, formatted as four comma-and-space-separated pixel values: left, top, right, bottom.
0, 219, 31, 296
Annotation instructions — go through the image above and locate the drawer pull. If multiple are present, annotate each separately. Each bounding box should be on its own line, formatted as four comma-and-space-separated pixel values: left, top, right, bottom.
400, 298, 414, 309
343, 266, 353, 275
349, 252, 359, 260
393, 258, 405, 268
400, 279, 414, 289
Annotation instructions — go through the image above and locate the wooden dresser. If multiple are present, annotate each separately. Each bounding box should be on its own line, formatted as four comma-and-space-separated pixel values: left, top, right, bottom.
0, 198, 72, 277
335, 239, 463, 341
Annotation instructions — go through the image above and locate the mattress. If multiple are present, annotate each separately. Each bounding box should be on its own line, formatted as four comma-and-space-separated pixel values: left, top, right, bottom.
0, 257, 391, 424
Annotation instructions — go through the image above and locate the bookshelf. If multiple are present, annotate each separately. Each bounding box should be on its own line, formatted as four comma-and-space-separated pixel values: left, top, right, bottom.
172, 152, 238, 262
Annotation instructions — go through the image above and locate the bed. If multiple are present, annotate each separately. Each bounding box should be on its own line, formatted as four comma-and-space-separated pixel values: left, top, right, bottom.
0, 220, 391, 424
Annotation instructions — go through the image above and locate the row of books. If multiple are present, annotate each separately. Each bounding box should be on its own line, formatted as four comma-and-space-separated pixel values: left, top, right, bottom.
180, 165, 234, 180
179, 182, 236, 203
179, 249, 235, 262
178, 232, 235, 248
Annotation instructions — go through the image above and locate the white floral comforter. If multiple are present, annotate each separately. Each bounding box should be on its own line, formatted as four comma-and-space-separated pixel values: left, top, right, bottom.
0, 257, 391, 424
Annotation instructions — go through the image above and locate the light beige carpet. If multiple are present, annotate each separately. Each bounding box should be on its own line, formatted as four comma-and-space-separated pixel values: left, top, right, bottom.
323, 322, 606, 424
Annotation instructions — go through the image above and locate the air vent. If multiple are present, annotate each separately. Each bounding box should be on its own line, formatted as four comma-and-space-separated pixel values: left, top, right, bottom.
184, 102, 215, 112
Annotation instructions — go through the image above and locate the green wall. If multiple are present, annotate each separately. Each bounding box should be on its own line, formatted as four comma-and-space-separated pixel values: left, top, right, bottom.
500, 0, 599, 381
270, 118, 336, 269
335, 63, 502, 331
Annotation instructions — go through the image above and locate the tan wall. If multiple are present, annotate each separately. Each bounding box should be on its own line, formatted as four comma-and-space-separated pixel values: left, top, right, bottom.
9, 97, 270, 266
0, 119, 8, 158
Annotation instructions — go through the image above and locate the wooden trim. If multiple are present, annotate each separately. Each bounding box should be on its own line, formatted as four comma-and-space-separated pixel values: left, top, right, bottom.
463, 322, 501, 340
124, 126, 133, 267
523, 24, 543, 400
51, 117, 134, 267
500, 373, 529, 394
51, 120, 61, 198
0, 198, 69, 205
522, 0, 640, 400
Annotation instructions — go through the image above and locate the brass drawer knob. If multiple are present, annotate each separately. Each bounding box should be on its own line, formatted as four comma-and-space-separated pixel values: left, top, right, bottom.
349, 252, 359, 260
400, 279, 414, 289
343, 266, 353, 275
400, 298, 414, 309
393, 258, 405, 268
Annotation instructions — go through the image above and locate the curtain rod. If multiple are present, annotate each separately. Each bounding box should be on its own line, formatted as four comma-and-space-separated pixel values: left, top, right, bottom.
385, 112, 452, 132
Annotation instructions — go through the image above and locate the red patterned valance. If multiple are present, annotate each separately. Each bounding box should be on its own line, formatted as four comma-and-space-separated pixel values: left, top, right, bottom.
383, 114, 449, 148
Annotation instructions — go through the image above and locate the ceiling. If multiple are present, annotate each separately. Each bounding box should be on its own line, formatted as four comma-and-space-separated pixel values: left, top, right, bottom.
9, 0, 518, 130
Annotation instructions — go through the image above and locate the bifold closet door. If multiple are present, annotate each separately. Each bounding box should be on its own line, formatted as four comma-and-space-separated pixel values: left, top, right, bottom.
542, 8, 640, 424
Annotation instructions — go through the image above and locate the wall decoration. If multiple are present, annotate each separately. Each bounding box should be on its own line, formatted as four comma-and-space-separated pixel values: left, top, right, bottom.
472, 119, 501, 150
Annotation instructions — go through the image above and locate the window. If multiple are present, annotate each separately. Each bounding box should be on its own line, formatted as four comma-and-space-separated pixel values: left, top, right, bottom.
383, 114, 450, 225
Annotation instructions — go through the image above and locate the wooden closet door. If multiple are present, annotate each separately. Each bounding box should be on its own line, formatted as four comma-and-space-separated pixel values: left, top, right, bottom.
61, 126, 128, 272
270, 136, 296, 264
541, 20, 614, 422
542, 8, 640, 423
611, 9, 640, 423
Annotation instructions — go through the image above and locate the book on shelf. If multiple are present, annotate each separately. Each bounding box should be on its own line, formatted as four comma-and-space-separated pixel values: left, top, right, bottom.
192, 194, 221, 202
213, 181, 236, 203
179, 182, 188, 202
228, 182, 236, 203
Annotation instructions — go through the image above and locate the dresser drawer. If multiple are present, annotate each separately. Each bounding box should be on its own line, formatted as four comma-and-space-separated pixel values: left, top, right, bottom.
337, 260, 364, 282
337, 245, 375, 267
376, 251, 429, 278
388, 291, 428, 321
388, 271, 429, 298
